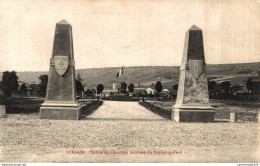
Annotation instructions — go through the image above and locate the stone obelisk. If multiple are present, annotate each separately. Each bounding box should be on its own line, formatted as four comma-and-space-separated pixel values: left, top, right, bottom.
40, 19, 81, 120
172, 25, 214, 122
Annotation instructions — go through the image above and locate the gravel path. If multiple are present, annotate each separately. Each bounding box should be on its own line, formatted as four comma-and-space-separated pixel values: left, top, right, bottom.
86, 101, 166, 120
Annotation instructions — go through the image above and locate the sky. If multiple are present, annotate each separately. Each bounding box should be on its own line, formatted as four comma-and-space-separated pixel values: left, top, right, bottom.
0, 0, 260, 72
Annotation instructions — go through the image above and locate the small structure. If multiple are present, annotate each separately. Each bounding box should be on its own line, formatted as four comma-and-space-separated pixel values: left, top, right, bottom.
83, 86, 88, 91
112, 82, 120, 90
146, 87, 155, 95
133, 87, 146, 97
103, 89, 119, 96
162, 89, 170, 94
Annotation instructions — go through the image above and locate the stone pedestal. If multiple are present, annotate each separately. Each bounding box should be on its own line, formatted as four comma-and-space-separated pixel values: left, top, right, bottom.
230, 113, 237, 123
173, 104, 214, 122
40, 102, 81, 120
0, 105, 6, 118
40, 107, 81, 120
172, 25, 214, 122
40, 19, 81, 120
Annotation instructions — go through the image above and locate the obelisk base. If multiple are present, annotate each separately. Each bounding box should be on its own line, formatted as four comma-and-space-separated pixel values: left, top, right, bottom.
40, 102, 81, 120
172, 104, 214, 122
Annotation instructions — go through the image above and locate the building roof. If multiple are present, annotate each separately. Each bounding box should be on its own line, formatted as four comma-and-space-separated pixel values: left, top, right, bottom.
146, 87, 155, 91
162, 89, 170, 92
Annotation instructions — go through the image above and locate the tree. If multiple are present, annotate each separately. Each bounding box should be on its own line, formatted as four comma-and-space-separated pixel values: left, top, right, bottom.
77, 73, 83, 82
37, 74, 48, 97
84, 89, 93, 96
128, 83, 134, 93
172, 84, 178, 91
97, 84, 104, 94
76, 74, 84, 93
29, 84, 37, 96
220, 81, 231, 94
76, 80, 83, 92
120, 82, 127, 93
0, 81, 3, 91
0, 81, 3, 104
245, 78, 259, 94
97, 84, 104, 100
92, 89, 96, 95
20, 83, 27, 95
252, 82, 260, 94
208, 80, 217, 91
155, 81, 163, 92
246, 78, 254, 93
1, 71, 19, 96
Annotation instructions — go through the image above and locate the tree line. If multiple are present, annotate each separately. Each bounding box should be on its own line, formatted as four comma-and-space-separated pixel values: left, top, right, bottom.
0, 71, 259, 99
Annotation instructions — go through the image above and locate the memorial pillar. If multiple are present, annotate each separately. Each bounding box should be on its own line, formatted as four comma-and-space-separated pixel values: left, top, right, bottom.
40, 19, 81, 120
172, 25, 214, 122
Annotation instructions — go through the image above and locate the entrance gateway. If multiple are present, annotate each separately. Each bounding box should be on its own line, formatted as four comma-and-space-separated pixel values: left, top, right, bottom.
40, 20, 214, 122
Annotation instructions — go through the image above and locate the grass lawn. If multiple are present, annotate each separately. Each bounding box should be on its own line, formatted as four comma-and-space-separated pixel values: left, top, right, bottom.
2, 97, 44, 114
1, 97, 100, 114
142, 99, 259, 122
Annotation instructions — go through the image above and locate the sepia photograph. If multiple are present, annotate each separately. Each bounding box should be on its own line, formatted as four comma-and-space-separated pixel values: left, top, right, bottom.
0, 0, 259, 164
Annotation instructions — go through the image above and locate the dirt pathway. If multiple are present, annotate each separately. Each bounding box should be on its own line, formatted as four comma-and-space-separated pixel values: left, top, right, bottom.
86, 101, 166, 121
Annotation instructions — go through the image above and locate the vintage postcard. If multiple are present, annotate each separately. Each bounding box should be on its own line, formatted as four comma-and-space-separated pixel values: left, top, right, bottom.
0, 0, 259, 164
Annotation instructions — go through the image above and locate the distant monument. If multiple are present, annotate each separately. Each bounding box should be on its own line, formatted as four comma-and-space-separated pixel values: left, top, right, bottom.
172, 25, 214, 122
40, 19, 81, 120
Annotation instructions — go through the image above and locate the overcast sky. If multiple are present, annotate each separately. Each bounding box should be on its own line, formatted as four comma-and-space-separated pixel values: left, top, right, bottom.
0, 0, 260, 72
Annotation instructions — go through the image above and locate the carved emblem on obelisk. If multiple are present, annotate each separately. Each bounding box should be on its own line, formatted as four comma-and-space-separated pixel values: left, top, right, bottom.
189, 60, 203, 79
54, 56, 69, 76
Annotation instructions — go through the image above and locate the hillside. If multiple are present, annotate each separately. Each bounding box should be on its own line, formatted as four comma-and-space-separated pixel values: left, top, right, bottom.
0, 62, 259, 89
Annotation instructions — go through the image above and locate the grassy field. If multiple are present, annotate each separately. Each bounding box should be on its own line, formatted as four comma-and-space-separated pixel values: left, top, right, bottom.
141, 99, 259, 122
